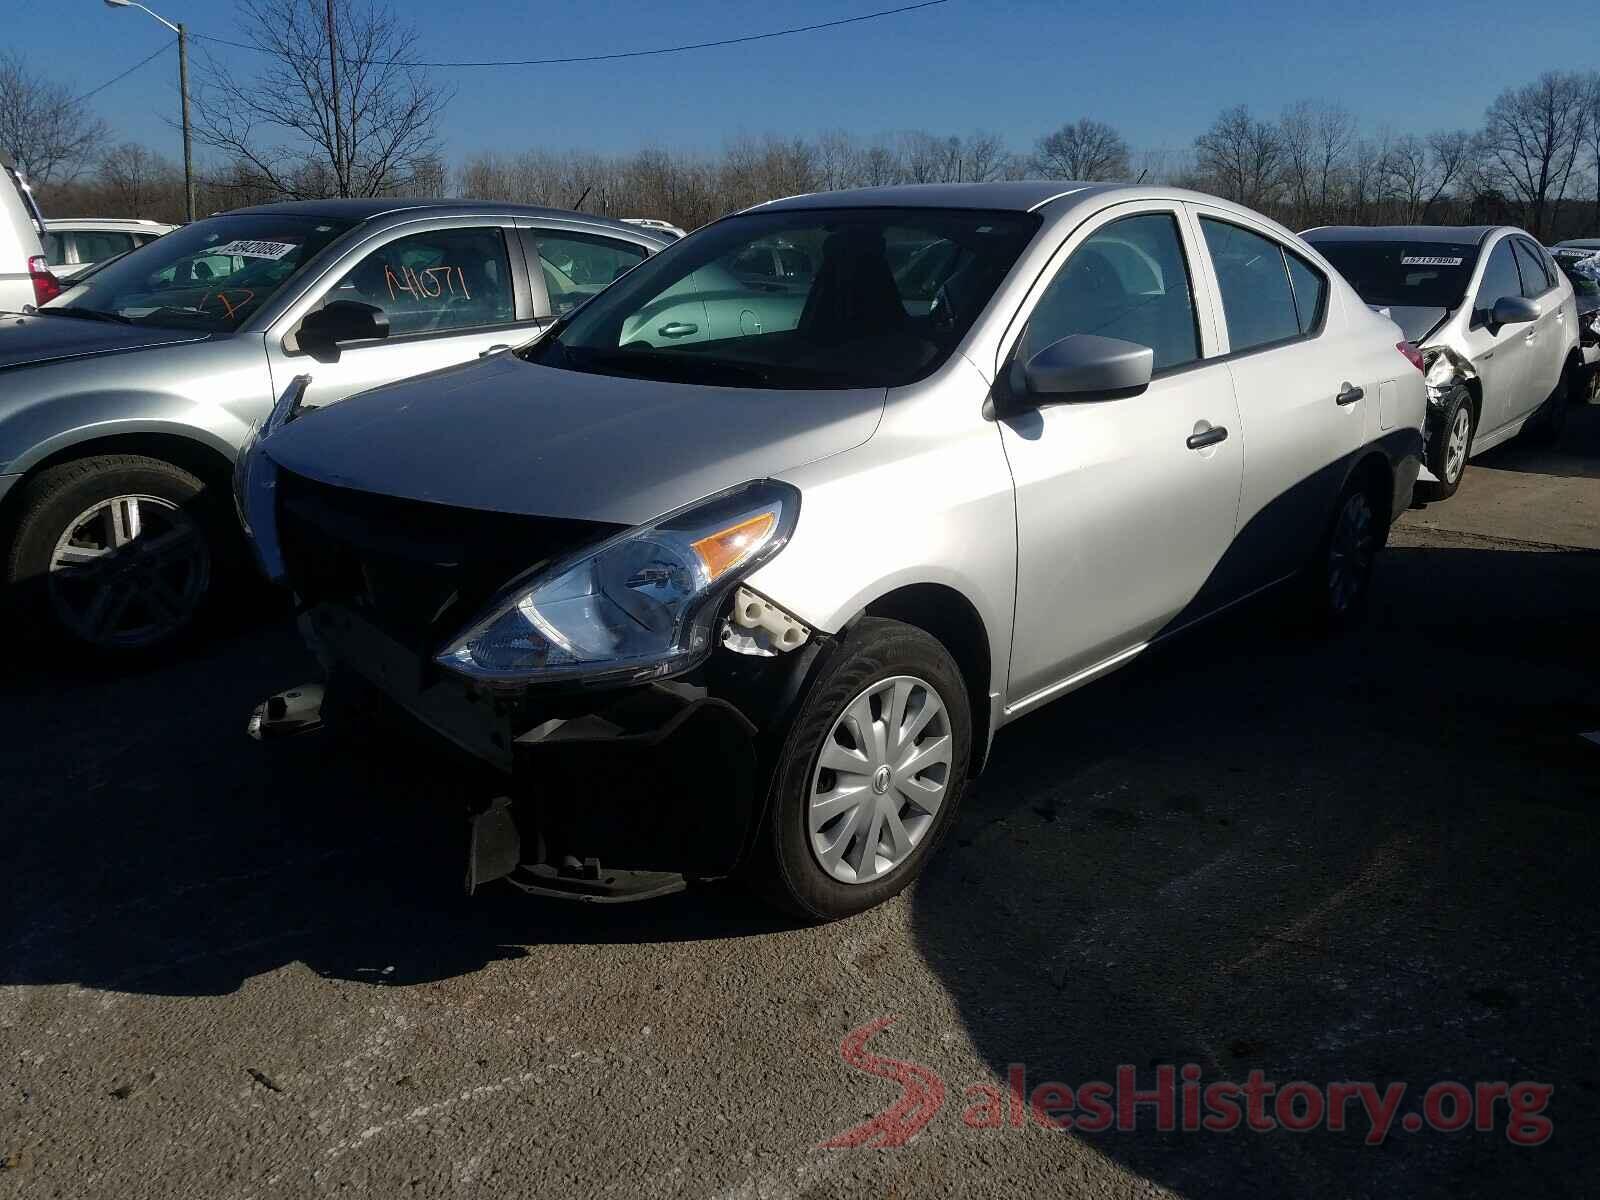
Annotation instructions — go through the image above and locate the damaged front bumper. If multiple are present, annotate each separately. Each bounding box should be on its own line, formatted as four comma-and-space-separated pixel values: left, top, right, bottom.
252, 601, 822, 902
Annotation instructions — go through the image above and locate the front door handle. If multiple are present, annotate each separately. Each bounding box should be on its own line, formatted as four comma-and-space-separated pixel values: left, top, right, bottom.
658, 322, 698, 338
479, 343, 511, 357
1335, 382, 1365, 405
1186, 425, 1229, 450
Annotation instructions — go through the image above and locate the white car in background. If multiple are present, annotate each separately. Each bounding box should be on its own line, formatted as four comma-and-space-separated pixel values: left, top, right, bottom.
43, 218, 177, 280
1304, 225, 1581, 499
1, 156, 57, 309
620, 217, 686, 241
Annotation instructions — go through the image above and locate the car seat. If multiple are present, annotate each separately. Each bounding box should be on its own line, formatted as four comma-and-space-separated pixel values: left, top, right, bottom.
799, 227, 906, 346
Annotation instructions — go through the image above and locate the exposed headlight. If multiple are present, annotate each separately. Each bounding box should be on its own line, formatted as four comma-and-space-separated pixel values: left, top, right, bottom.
437, 480, 799, 687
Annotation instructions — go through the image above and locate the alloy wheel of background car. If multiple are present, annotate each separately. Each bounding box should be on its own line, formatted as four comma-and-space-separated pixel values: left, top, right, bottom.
1421, 386, 1474, 501
807, 674, 952, 885
1326, 488, 1377, 618
47, 495, 210, 650
7, 453, 217, 658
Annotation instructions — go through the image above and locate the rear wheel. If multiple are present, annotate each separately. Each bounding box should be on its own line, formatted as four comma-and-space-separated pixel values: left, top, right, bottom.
6, 455, 221, 659
1419, 385, 1473, 501
1524, 361, 1573, 445
1308, 475, 1385, 629
752, 617, 971, 921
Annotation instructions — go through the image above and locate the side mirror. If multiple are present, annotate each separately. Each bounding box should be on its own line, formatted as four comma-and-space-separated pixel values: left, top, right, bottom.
300, 300, 389, 351
1490, 295, 1540, 328
1010, 333, 1154, 404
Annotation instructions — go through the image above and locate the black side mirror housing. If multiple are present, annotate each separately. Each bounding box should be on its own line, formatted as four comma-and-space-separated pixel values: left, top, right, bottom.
300, 300, 389, 352
1006, 333, 1155, 409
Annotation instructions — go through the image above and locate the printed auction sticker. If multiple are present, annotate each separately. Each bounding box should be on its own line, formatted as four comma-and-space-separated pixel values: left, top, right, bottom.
207, 239, 298, 260
1401, 256, 1462, 267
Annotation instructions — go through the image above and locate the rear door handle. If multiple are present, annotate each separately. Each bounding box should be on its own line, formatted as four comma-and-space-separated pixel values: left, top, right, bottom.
1186, 425, 1229, 450
659, 322, 698, 338
1335, 383, 1365, 405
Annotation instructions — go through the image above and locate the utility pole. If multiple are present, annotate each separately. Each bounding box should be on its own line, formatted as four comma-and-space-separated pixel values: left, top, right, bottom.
177, 22, 194, 221
326, 0, 345, 196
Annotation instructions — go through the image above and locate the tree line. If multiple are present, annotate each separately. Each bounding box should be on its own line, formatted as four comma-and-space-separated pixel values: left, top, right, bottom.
6, 0, 1599, 241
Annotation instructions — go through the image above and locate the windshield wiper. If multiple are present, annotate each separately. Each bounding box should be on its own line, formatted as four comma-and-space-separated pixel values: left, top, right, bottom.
572, 348, 771, 387
31, 306, 133, 325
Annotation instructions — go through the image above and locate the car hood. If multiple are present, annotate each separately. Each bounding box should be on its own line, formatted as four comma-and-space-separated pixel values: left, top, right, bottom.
0, 311, 212, 372
262, 354, 886, 526
1368, 304, 1450, 344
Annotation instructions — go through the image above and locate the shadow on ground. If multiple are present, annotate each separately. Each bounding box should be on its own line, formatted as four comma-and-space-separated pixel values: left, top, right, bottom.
911, 541, 1600, 1197
3, 532, 1597, 1197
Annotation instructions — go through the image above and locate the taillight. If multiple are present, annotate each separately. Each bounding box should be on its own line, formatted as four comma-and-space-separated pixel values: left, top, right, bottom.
1396, 341, 1425, 372
28, 255, 62, 305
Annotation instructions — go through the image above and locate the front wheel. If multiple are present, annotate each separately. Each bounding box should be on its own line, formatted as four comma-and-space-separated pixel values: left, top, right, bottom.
1419, 385, 1473, 501
6, 454, 219, 659
752, 617, 971, 921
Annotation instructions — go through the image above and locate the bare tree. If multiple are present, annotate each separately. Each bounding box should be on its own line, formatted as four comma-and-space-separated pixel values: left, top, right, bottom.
0, 51, 107, 184
1280, 101, 1318, 226
191, 0, 452, 199
959, 131, 1012, 183
1584, 71, 1600, 230
1382, 132, 1471, 223
1312, 103, 1355, 220
1194, 105, 1283, 208
1031, 118, 1129, 181
98, 142, 180, 215
1481, 71, 1591, 238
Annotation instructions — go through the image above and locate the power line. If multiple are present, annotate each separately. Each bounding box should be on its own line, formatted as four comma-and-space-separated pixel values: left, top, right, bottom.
73, 39, 177, 105
189, 0, 951, 69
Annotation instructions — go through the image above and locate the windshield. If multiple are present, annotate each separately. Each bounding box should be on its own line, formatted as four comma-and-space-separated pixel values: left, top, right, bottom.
1551, 245, 1600, 302
1309, 239, 1479, 310
525, 207, 1039, 389
46, 213, 355, 331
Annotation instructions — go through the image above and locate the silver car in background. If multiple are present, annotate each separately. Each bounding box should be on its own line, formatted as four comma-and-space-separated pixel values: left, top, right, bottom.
240, 182, 1427, 920
0, 199, 668, 657
1304, 226, 1581, 499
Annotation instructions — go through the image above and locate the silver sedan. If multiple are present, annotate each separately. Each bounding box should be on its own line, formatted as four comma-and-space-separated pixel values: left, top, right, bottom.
243, 181, 1427, 919
0, 200, 668, 656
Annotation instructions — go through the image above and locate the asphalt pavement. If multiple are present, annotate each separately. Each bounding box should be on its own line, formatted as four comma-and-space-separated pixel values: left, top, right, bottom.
3, 403, 1597, 1199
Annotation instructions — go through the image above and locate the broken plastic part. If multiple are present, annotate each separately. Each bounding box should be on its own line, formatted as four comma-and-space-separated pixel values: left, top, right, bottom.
720, 586, 811, 657
1422, 344, 1475, 404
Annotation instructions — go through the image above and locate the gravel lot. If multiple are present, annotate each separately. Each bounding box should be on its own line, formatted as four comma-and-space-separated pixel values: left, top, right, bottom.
4, 403, 1597, 1199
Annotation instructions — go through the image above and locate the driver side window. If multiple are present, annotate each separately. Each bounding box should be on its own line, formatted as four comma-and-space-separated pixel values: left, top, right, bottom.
1473, 240, 1522, 327
1021, 212, 1201, 372
327, 227, 515, 337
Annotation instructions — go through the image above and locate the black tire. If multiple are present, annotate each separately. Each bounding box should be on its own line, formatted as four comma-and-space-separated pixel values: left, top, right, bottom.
6, 454, 223, 659
1418, 385, 1473, 501
1308, 473, 1386, 630
1524, 362, 1573, 446
751, 616, 972, 921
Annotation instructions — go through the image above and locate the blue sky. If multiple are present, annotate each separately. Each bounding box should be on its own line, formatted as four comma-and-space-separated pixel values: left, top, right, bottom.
18, 0, 1591, 166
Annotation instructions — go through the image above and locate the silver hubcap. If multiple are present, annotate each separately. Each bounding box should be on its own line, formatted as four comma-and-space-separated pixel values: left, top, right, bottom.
808, 675, 952, 885
48, 495, 209, 649
1444, 406, 1470, 483
1328, 492, 1376, 614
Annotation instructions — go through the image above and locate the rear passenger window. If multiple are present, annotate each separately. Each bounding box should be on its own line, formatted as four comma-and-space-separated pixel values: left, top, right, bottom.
1285, 252, 1327, 335
1200, 219, 1300, 353
1021, 212, 1200, 372
534, 233, 648, 316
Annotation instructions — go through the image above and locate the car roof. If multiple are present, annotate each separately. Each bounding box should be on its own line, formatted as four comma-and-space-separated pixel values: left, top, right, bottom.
46, 218, 174, 229
748, 181, 1117, 214
1301, 225, 1506, 244
224, 198, 663, 241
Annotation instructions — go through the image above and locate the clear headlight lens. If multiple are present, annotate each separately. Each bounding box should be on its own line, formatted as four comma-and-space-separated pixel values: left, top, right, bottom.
437, 481, 798, 686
